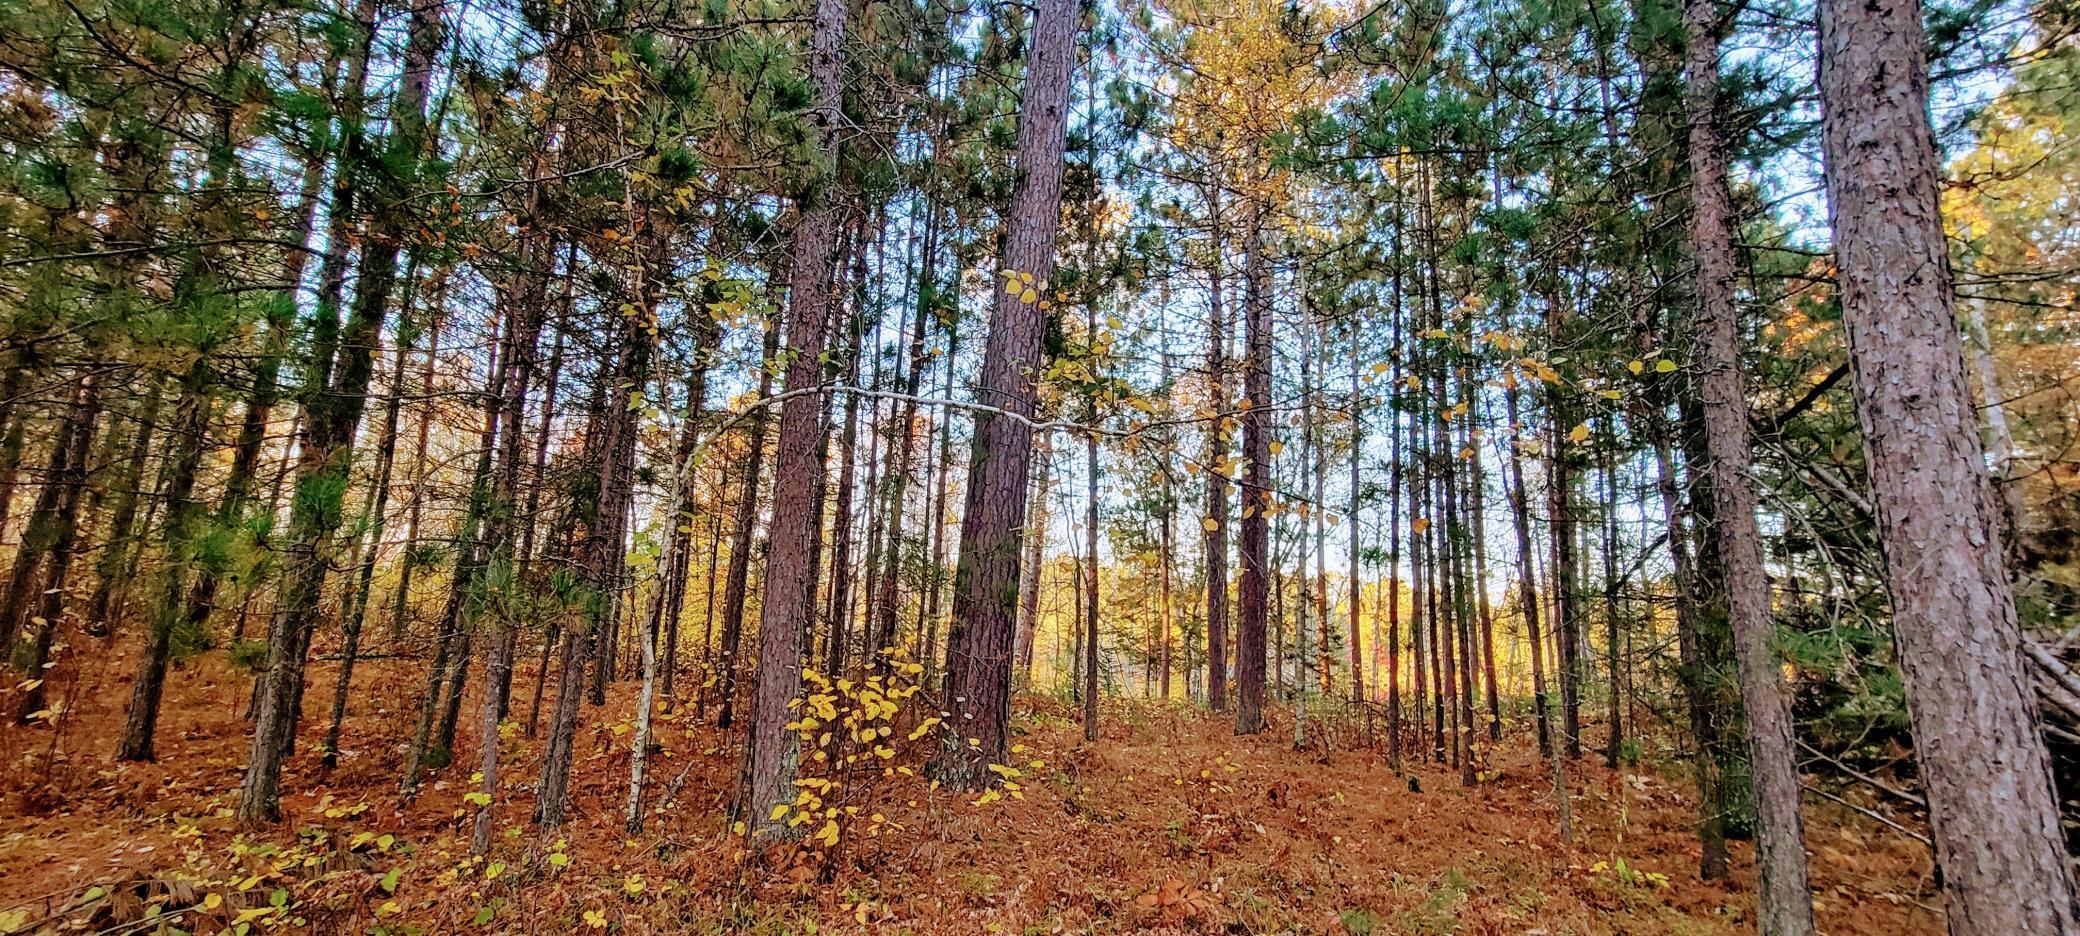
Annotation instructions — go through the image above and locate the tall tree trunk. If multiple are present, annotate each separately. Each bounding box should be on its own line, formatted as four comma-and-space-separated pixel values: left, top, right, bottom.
1015, 433, 1053, 682
1815, 0, 2079, 927
1687, 4, 1818, 929
739, 0, 847, 835
1386, 383, 1404, 768
467, 148, 567, 847
1203, 214, 1231, 711
83, 384, 164, 634
1600, 421, 1624, 769
1504, 384, 1551, 754
321, 287, 425, 769
117, 366, 208, 758
714, 321, 778, 729
931, 0, 1077, 789
1347, 329, 1364, 709
659, 261, 723, 698
1083, 416, 1099, 741
617, 198, 683, 839
11, 376, 103, 723
1467, 401, 1500, 741
870, 210, 937, 671
822, 304, 864, 676
1233, 199, 1273, 738
237, 0, 443, 825
918, 322, 960, 685
403, 306, 504, 791
539, 260, 656, 828
1544, 302, 1581, 759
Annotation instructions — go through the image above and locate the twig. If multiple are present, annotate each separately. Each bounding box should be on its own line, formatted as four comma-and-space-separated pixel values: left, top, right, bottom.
1796, 739, 1924, 807
1802, 784, 1932, 847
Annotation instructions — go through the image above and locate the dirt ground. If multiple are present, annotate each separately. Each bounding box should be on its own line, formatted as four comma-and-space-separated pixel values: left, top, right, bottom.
0, 645, 1942, 934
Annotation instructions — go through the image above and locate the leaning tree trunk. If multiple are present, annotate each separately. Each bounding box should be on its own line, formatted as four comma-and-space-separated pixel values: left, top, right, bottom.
929, 0, 1078, 790
12, 376, 103, 724
84, 384, 163, 633
237, 0, 443, 826
118, 365, 210, 760
322, 296, 419, 770
538, 294, 654, 830
1815, 0, 2080, 928
1686, 3, 1817, 930
467, 150, 564, 850
187, 0, 374, 641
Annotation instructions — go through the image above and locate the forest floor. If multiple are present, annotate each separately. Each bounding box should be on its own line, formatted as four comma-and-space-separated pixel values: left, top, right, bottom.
0, 647, 1942, 935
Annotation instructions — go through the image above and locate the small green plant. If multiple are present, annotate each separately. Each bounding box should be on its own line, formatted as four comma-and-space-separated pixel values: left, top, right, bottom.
226, 638, 270, 673
1592, 855, 1671, 891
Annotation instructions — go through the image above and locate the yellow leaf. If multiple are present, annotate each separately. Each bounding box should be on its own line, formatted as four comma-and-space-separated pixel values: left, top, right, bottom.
769, 803, 790, 821
1656, 358, 1678, 373
1019, 289, 1038, 304
1568, 423, 1591, 443
1627, 359, 1645, 375
1202, 518, 1219, 532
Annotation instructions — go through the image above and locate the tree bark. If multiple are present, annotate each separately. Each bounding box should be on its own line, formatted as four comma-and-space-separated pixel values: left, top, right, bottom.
714, 321, 778, 729
1015, 433, 1053, 681
117, 364, 210, 759
83, 384, 163, 634
11, 376, 102, 723
1687, 3, 1818, 928
1815, 0, 2080, 927
739, 0, 847, 836
237, 0, 442, 825
1233, 201, 1272, 737
931, 0, 1078, 789
1203, 215, 1231, 711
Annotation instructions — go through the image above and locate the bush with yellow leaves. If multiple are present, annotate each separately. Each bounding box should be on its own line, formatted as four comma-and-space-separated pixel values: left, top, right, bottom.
757, 647, 939, 865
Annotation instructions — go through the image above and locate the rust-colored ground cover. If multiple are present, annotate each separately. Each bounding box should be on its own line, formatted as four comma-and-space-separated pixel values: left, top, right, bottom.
0, 648, 1940, 934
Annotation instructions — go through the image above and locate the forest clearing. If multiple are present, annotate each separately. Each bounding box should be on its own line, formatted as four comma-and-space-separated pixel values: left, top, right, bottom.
2, 0, 2079, 929
0, 648, 1940, 934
